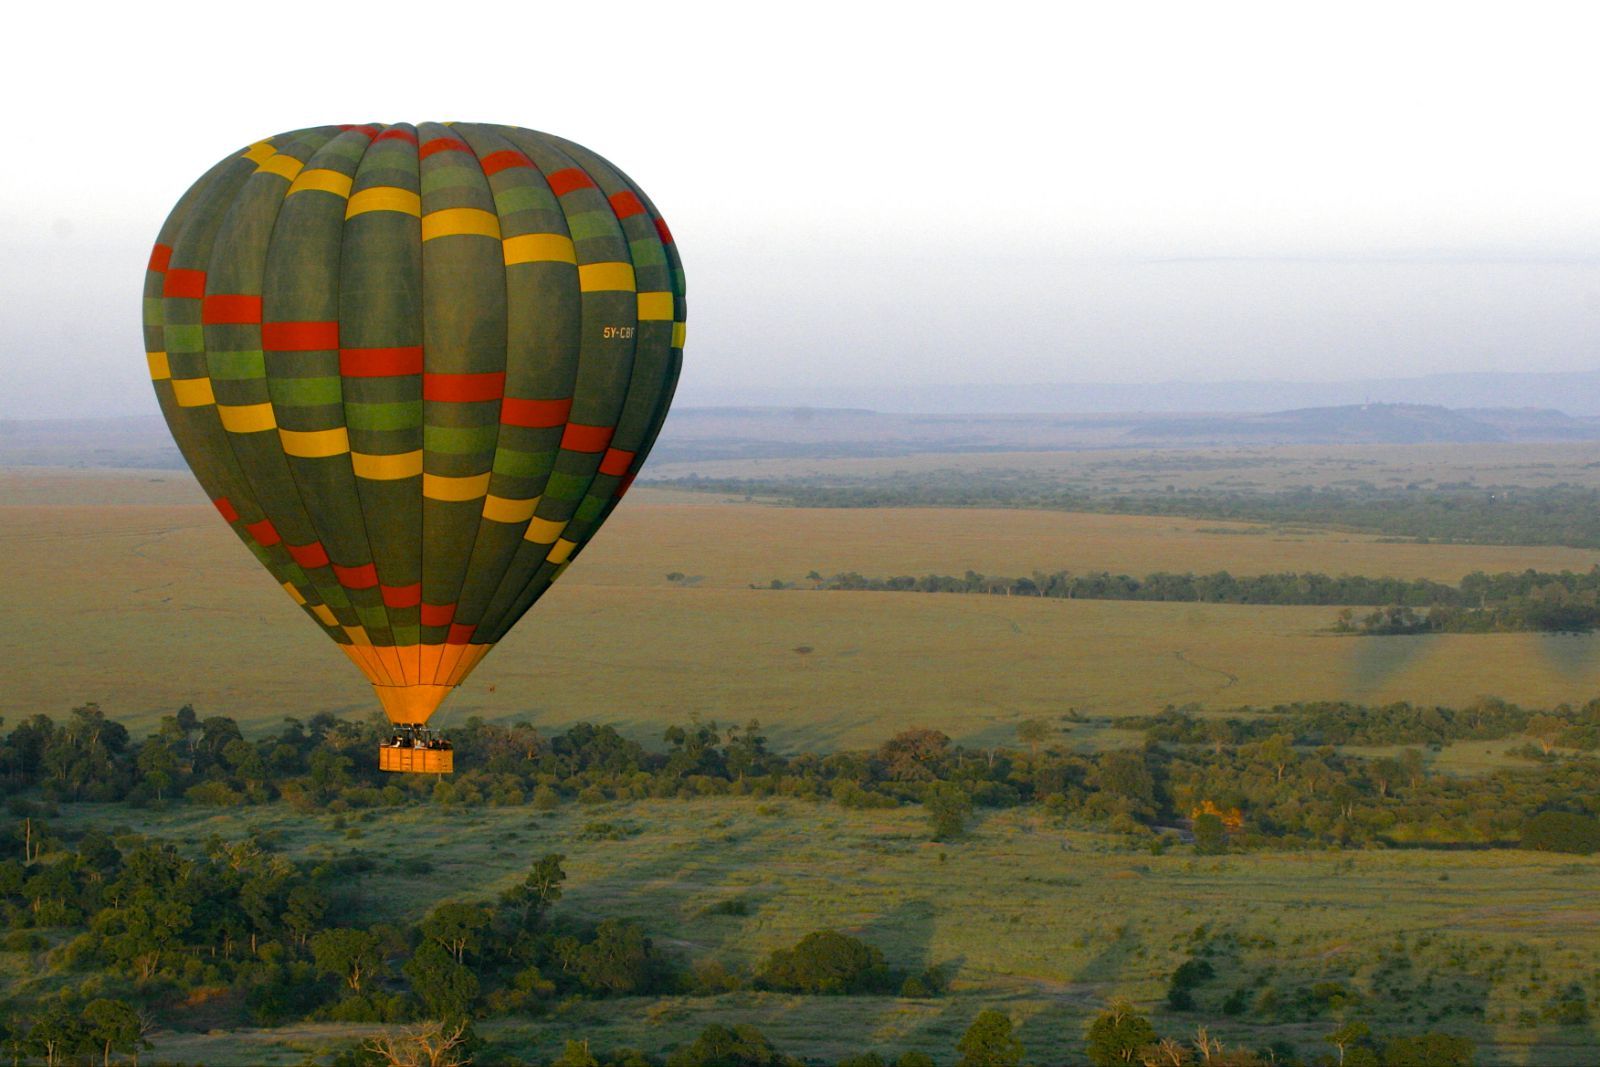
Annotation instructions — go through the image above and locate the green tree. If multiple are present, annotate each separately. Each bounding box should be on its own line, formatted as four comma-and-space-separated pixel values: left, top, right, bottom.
27, 1000, 88, 1067
1086, 1000, 1156, 1066
552, 1038, 601, 1067
499, 853, 565, 929
81, 999, 145, 1067
927, 783, 972, 842
664, 1023, 791, 1067
956, 1009, 1023, 1067
1016, 719, 1050, 755
1381, 1031, 1474, 1066
575, 918, 658, 994
1324, 1021, 1369, 1067
403, 941, 478, 1020
421, 902, 491, 964
311, 928, 384, 993
756, 930, 889, 994
1192, 812, 1227, 855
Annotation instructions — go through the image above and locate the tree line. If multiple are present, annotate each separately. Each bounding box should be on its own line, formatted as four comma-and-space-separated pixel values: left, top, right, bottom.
651, 474, 1600, 550
767, 566, 1600, 633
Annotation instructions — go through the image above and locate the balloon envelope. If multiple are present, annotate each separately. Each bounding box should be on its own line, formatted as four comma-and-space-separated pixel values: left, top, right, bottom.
143, 123, 684, 726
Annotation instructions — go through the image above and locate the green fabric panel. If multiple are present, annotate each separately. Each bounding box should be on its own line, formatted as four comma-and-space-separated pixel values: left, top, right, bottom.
347, 400, 423, 431
268, 375, 343, 406
493, 183, 559, 216
425, 422, 500, 455
210, 350, 266, 379
491, 447, 555, 479
164, 324, 205, 352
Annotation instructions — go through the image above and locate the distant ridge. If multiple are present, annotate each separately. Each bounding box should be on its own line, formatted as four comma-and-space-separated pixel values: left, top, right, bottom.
679, 367, 1600, 417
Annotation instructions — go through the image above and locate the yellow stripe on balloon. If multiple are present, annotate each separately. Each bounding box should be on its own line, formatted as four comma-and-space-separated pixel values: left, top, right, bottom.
171, 377, 215, 407
578, 262, 635, 292
289, 169, 354, 198
524, 515, 568, 544
242, 141, 276, 164
218, 402, 277, 433
482, 494, 540, 524
636, 291, 674, 320
423, 472, 491, 501
422, 208, 501, 242
256, 154, 304, 181
546, 538, 578, 565
146, 351, 171, 380
279, 426, 350, 458
311, 603, 338, 626
351, 450, 423, 480
503, 233, 577, 266
346, 187, 422, 218
282, 581, 307, 605
672, 321, 686, 348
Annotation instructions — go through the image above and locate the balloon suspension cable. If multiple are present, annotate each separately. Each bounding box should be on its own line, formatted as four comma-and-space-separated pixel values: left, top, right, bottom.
382, 724, 453, 752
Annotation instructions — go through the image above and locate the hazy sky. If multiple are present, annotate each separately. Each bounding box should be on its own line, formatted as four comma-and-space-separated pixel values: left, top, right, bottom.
4, 1, 1599, 417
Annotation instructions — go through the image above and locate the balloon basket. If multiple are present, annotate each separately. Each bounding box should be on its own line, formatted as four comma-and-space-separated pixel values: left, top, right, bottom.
379, 726, 454, 774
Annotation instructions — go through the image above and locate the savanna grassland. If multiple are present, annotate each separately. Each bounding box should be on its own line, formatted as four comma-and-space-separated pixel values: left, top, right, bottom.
6, 441, 1600, 1066
39, 797, 1600, 1065
7, 458, 1600, 748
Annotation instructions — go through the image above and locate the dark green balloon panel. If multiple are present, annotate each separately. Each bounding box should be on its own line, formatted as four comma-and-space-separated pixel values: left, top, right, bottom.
143, 123, 684, 725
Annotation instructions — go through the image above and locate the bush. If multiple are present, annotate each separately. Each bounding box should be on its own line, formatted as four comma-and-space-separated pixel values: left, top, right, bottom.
757, 930, 890, 994
1521, 810, 1600, 854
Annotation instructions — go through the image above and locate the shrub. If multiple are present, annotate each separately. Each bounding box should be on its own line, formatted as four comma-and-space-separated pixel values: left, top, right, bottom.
1521, 811, 1600, 854
756, 930, 889, 994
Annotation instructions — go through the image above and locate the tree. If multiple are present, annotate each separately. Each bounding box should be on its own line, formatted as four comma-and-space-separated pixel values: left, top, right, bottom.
956, 1010, 1023, 1067
1087, 1000, 1157, 1066
1016, 719, 1050, 755
1192, 813, 1227, 855
576, 919, 659, 994
1324, 1021, 1369, 1067
757, 930, 889, 994
1522, 811, 1600, 854
1381, 1032, 1474, 1066
81, 999, 145, 1067
551, 1039, 601, 1067
27, 1000, 88, 1067
311, 928, 384, 993
927, 784, 972, 841
499, 853, 565, 929
664, 1024, 791, 1067
420, 902, 490, 964
402, 942, 478, 1021
362, 1019, 472, 1067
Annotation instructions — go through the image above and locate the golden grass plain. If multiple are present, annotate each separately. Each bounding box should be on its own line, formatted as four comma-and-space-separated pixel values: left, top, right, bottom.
6, 468, 1600, 748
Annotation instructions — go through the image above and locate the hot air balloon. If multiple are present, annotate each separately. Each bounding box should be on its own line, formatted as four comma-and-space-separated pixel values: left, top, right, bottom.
142, 123, 684, 773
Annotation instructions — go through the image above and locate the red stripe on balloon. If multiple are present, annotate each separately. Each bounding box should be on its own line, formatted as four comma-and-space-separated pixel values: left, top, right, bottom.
560, 423, 613, 453
608, 191, 645, 219
340, 346, 424, 377
598, 447, 634, 477
424, 372, 505, 403
546, 168, 593, 196
654, 217, 674, 244
263, 321, 339, 351
202, 294, 263, 324
286, 541, 330, 569
163, 269, 206, 298
479, 149, 531, 176
446, 623, 476, 645
246, 519, 281, 546
420, 602, 456, 627
148, 244, 172, 272
213, 496, 239, 523
375, 128, 418, 144
500, 397, 571, 428
420, 136, 471, 159
333, 562, 379, 589
381, 583, 422, 608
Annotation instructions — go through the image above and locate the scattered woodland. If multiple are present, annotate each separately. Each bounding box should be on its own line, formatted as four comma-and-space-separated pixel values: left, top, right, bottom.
3, 699, 1599, 1064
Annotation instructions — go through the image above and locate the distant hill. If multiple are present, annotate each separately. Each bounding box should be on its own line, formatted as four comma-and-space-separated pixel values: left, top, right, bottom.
682, 368, 1600, 416
6, 401, 1600, 471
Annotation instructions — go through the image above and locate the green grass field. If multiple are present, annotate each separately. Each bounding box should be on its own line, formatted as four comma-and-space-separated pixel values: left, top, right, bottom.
42, 796, 1600, 1065
6, 468, 1600, 748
